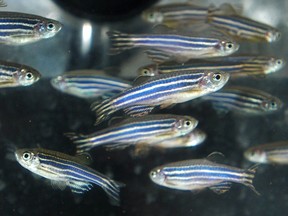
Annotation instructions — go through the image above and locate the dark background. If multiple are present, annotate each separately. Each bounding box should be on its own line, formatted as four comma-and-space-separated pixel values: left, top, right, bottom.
0, 0, 288, 216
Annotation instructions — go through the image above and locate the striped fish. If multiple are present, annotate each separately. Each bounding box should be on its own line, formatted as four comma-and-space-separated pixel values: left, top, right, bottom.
0, 12, 62, 45
142, 3, 217, 25
138, 56, 285, 77
207, 13, 280, 42
244, 141, 288, 164
0, 60, 40, 87
91, 70, 230, 124
154, 129, 206, 148
51, 70, 132, 99
107, 28, 239, 63
66, 114, 198, 153
202, 86, 282, 115
149, 154, 259, 194
15, 148, 124, 206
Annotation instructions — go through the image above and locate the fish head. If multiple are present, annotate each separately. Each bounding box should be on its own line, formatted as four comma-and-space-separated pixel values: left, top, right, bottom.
244, 147, 267, 163
200, 71, 230, 92
217, 40, 239, 56
142, 9, 164, 24
15, 149, 40, 172
261, 96, 283, 112
265, 57, 285, 74
16, 66, 41, 86
149, 167, 166, 185
266, 29, 281, 42
50, 75, 66, 91
35, 18, 62, 38
174, 116, 198, 136
137, 64, 158, 77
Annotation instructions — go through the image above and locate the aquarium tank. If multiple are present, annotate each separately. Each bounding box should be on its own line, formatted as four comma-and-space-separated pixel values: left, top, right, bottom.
0, 0, 288, 215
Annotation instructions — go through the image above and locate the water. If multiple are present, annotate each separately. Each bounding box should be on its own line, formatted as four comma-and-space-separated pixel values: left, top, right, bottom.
0, 0, 287, 215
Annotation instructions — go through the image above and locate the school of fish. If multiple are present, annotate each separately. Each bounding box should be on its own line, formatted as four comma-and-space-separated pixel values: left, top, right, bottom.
2, 0, 286, 207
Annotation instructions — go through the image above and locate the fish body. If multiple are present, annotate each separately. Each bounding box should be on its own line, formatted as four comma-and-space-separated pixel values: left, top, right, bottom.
0, 60, 40, 87
91, 70, 229, 124
67, 114, 198, 153
15, 148, 123, 205
142, 3, 216, 25
202, 86, 282, 115
108, 30, 239, 63
244, 141, 288, 164
207, 14, 280, 42
149, 156, 258, 194
51, 70, 131, 99
138, 56, 285, 77
0, 12, 62, 45
154, 129, 206, 148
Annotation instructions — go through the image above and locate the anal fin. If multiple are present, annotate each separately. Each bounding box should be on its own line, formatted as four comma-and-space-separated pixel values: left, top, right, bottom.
123, 105, 155, 117
210, 182, 232, 194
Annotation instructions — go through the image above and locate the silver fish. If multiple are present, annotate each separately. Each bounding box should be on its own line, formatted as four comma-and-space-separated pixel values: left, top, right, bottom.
244, 141, 288, 164
0, 12, 62, 45
91, 70, 230, 124
0, 60, 40, 87
66, 114, 198, 153
107, 26, 239, 63
202, 86, 282, 115
51, 70, 131, 99
15, 148, 124, 205
153, 129, 206, 148
149, 153, 259, 195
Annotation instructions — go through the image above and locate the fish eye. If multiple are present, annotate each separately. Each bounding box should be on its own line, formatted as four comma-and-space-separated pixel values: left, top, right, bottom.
213, 73, 222, 81
22, 152, 31, 161
184, 120, 191, 127
150, 171, 157, 178
25, 72, 34, 80
226, 42, 233, 49
47, 22, 55, 31
270, 100, 278, 109
141, 68, 151, 75
276, 59, 283, 65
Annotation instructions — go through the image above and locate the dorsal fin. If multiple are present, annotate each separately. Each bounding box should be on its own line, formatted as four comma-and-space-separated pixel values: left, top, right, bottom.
75, 153, 93, 165
206, 152, 225, 162
133, 75, 151, 86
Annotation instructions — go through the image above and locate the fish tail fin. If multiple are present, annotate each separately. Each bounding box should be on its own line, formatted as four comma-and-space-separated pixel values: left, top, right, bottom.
65, 132, 96, 153
243, 164, 260, 195
91, 98, 115, 125
103, 180, 125, 206
107, 30, 134, 55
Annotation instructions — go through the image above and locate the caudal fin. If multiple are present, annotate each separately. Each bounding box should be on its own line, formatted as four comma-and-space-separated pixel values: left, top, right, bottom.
242, 164, 260, 195
103, 179, 125, 206
107, 30, 135, 55
91, 98, 116, 125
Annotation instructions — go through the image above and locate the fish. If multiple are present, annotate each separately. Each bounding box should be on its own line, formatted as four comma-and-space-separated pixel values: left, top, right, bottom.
137, 56, 285, 78
15, 148, 124, 206
149, 153, 259, 195
107, 26, 239, 63
202, 86, 282, 115
66, 114, 198, 153
207, 12, 280, 42
51, 70, 132, 99
153, 129, 206, 148
244, 141, 288, 164
142, 3, 217, 25
0, 60, 41, 87
0, 12, 62, 45
91, 70, 230, 124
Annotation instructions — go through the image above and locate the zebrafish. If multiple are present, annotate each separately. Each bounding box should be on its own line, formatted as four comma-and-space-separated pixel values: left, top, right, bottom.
207, 12, 280, 42
0, 60, 40, 87
202, 86, 282, 115
137, 56, 285, 77
0, 12, 62, 45
107, 26, 239, 63
142, 3, 217, 25
244, 141, 288, 164
15, 148, 124, 205
66, 114, 198, 153
154, 129, 206, 148
149, 153, 259, 194
91, 70, 229, 124
51, 70, 132, 99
